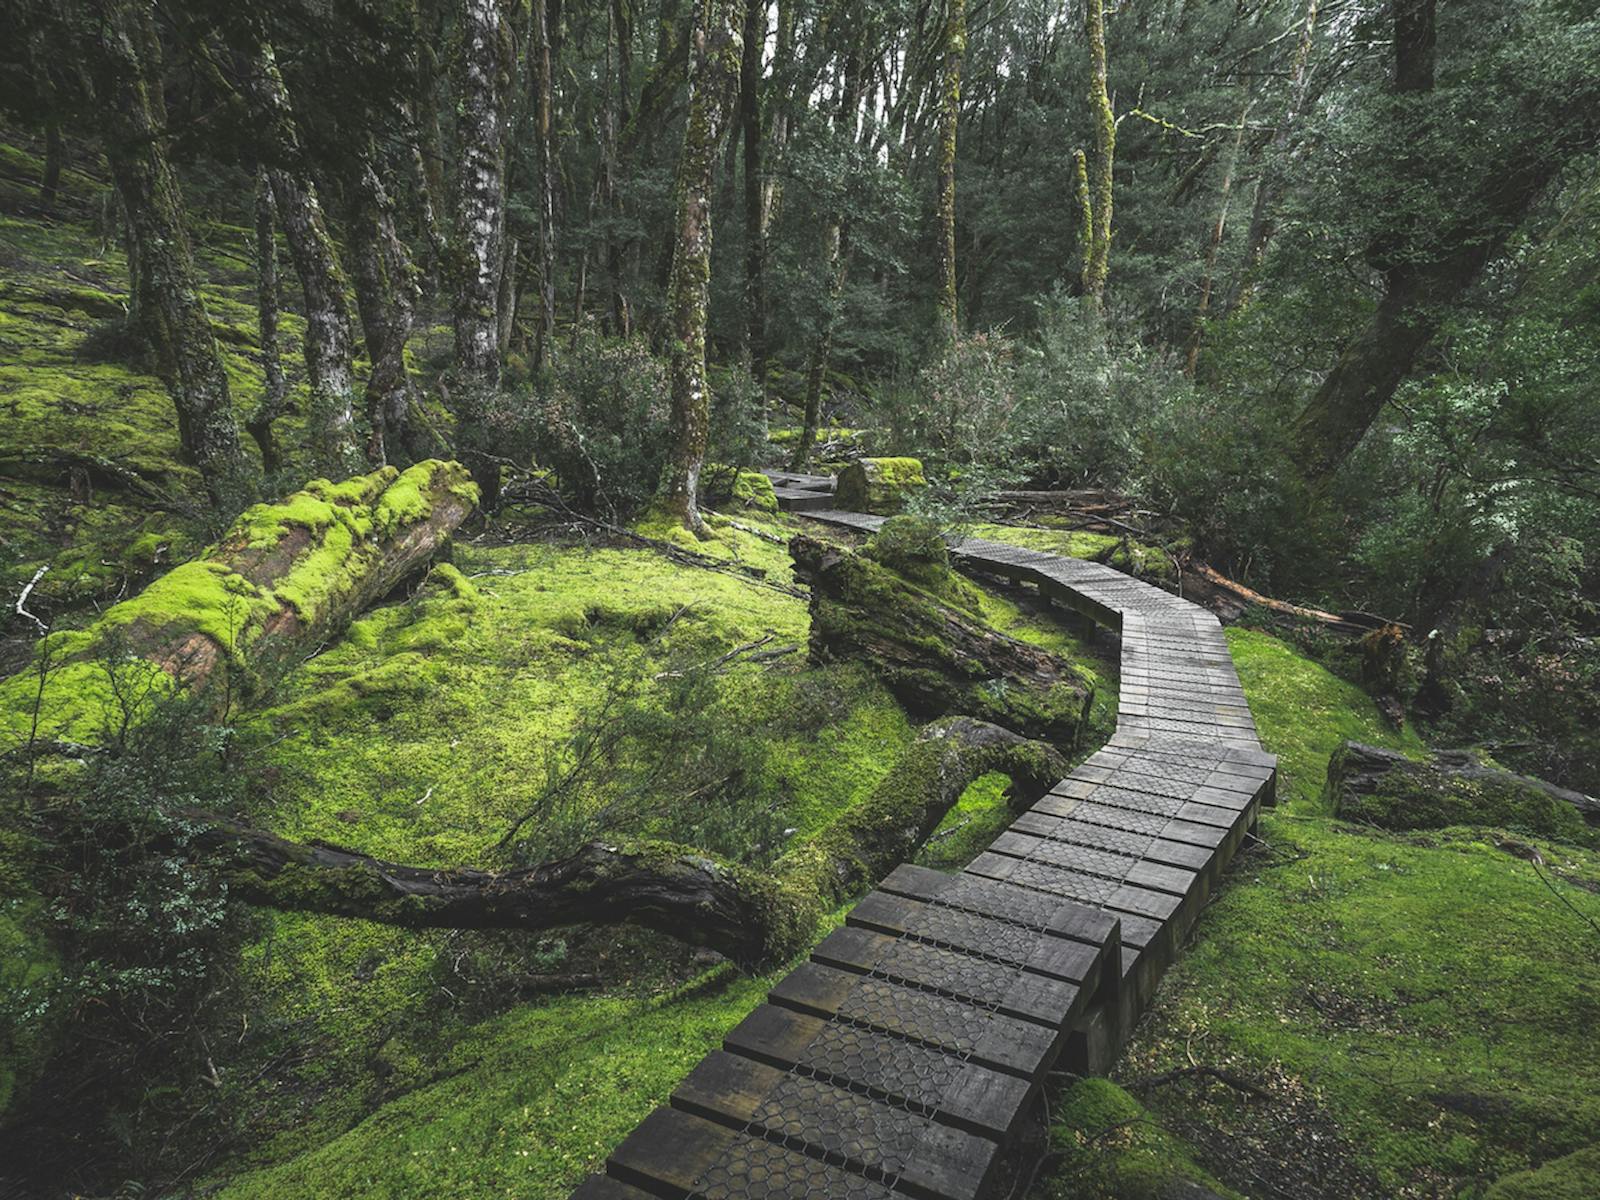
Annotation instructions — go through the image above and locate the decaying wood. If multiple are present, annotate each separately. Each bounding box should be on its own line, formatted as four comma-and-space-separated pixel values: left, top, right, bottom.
792, 534, 1092, 748
192, 716, 1067, 967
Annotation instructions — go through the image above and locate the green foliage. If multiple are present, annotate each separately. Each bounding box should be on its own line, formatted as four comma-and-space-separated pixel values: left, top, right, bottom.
1485, 1146, 1600, 1200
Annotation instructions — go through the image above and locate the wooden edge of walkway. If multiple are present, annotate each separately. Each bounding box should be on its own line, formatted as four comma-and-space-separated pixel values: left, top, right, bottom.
571, 485, 1276, 1199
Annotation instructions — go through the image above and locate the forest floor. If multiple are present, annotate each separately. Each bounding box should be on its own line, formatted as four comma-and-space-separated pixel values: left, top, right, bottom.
2, 139, 1598, 1200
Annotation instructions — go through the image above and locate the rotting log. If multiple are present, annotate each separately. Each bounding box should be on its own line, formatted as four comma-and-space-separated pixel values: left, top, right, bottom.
2, 460, 478, 744
1326, 741, 1599, 842
792, 533, 1092, 749
196, 717, 1067, 967
833, 457, 926, 515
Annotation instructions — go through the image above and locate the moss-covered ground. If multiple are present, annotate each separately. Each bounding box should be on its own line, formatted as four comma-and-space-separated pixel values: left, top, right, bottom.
1044, 628, 1600, 1199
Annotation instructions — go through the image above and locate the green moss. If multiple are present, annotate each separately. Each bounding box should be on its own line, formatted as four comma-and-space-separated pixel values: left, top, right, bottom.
1485, 1146, 1600, 1200
1331, 748, 1595, 846
835, 457, 927, 514
1087, 628, 1600, 1195
1226, 627, 1425, 812
730, 469, 779, 513
864, 515, 983, 612
1045, 1078, 1241, 1200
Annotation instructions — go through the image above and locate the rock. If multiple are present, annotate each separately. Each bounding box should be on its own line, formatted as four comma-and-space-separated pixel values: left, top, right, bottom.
834, 456, 926, 514
1325, 741, 1599, 845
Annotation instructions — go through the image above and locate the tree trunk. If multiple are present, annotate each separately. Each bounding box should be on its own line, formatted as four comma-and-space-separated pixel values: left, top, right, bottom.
40, 118, 63, 214
789, 220, 845, 471
4, 463, 477, 740
658, 0, 742, 534
98, 0, 254, 511
1229, 0, 1319, 313
1287, 0, 1594, 481
530, 0, 558, 366
792, 534, 1093, 748
934, 0, 965, 344
245, 44, 364, 476
192, 716, 1067, 967
246, 170, 289, 475
346, 157, 422, 468
1081, 0, 1114, 309
452, 0, 518, 507
739, 0, 768, 384
1185, 98, 1251, 377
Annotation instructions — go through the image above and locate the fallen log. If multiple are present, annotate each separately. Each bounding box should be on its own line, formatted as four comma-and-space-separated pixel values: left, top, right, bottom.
197, 716, 1068, 967
792, 532, 1092, 749
1326, 740, 1599, 843
2, 460, 478, 745
1179, 558, 1405, 635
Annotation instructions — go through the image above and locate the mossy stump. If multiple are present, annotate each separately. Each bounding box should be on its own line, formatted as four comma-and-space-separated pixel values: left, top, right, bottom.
835, 456, 926, 515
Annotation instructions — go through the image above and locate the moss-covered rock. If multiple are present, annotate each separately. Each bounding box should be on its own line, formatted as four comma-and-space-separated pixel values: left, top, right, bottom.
835, 456, 926, 514
1328, 741, 1596, 846
1484, 1146, 1600, 1200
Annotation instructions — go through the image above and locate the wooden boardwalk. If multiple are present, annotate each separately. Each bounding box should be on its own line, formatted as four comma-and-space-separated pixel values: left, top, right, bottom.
571, 476, 1275, 1200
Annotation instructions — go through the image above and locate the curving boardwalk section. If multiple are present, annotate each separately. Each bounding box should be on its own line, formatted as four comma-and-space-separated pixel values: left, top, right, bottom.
572, 477, 1275, 1200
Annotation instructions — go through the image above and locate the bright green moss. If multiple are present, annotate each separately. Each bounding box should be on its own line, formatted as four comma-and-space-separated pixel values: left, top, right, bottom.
731, 469, 779, 513
1485, 1146, 1600, 1200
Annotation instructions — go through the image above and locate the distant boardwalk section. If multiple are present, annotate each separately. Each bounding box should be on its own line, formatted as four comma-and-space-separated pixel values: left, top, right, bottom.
570, 476, 1275, 1200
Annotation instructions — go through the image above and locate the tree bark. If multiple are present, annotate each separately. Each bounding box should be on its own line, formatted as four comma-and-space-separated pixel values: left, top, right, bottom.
658, 0, 742, 534
790, 219, 845, 471
246, 170, 289, 475
738, 0, 768, 383
1185, 97, 1251, 377
98, 0, 254, 511
194, 716, 1068, 967
40, 118, 63, 214
244, 44, 365, 477
1081, 0, 1114, 309
934, 0, 965, 344
451, 0, 518, 508
346, 156, 422, 468
530, 0, 558, 366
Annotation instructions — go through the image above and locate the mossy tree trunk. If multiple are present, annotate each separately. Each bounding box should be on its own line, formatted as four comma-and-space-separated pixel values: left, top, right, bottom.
98, 0, 255, 512
934, 0, 965, 345
245, 43, 365, 477
345, 154, 423, 467
452, 0, 518, 508
739, 0, 767, 387
1080, 0, 1114, 310
658, 0, 742, 535
529, 0, 558, 367
247, 169, 289, 476
189, 716, 1067, 967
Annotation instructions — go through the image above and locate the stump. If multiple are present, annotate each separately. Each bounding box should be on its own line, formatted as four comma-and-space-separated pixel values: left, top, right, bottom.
834, 457, 927, 514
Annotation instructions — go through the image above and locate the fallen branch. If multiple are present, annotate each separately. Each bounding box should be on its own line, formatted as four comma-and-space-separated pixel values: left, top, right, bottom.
1130, 1065, 1272, 1100
15, 565, 49, 634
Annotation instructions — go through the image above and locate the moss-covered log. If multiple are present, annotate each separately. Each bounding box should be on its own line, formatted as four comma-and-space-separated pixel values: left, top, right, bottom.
1327, 741, 1598, 845
793, 533, 1092, 749
197, 716, 1067, 968
2, 461, 478, 744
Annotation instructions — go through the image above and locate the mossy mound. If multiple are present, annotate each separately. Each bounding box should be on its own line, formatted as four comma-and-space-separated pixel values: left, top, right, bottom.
1485, 1146, 1600, 1200
1328, 742, 1596, 847
863, 515, 983, 612
1045, 1078, 1238, 1200
834, 456, 926, 514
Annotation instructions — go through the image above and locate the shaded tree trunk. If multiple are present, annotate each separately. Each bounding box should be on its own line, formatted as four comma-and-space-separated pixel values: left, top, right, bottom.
246, 170, 289, 475
40, 118, 62, 214
1080, 0, 1114, 309
451, 0, 518, 507
245, 44, 364, 476
790, 220, 846, 471
98, 0, 253, 510
346, 157, 422, 467
530, 0, 558, 366
739, 0, 768, 383
1230, 0, 1319, 313
934, 0, 965, 343
1185, 98, 1251, 377
658, 0, 742, 534
194, 716, 1067, 967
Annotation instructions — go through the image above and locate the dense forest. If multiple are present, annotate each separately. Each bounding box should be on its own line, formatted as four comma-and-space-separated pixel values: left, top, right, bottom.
1, 0, 1598, 1196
